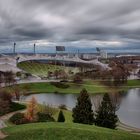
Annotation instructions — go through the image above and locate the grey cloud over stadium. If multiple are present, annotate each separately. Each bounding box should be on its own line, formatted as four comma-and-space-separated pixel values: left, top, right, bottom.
0, 0, 140, 51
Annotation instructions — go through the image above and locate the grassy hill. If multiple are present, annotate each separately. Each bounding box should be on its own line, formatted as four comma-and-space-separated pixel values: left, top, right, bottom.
2, 122, 140, 140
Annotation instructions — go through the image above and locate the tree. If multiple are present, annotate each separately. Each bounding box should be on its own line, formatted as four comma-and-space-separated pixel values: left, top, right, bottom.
58, 110, 65, 122
0, 99, 10, 115
0, 90, 12, 103
0, 72, 4, 87
22, 84, 30, 95
138, 70, 140, 78
12, 85, 20, 100
54, 70, 59, 79
73, 74, 83, 83
4, 71, 15, 86
111, 63, 129, 86
25, 96, 38, 122
95, 93, 118, 129
0, 91, 12, 115
109, 92, 121, 112
72, 89, 94, 125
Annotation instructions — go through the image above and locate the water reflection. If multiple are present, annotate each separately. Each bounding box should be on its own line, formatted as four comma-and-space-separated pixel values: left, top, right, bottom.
117, 88, 140, 128
22, 88, 140, 128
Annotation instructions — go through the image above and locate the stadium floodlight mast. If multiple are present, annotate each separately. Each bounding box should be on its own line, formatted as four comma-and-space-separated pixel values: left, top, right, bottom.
34, 43, 36, 54
13, 42, 16, 54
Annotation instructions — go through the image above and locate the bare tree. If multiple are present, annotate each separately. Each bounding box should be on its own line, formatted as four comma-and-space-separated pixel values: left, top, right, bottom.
12, 85, 20, 100
109, 92, 122, 112
4, 71, 15, 86
91, 95, 102, 112
0, 72, 4, 87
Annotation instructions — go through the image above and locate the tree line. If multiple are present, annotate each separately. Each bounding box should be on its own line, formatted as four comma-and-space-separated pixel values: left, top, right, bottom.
0, 71, 16, 87
72, 89, 119, 129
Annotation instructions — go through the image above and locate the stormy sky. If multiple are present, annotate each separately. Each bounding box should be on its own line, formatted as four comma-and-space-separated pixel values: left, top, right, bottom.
0, 0, 140, 53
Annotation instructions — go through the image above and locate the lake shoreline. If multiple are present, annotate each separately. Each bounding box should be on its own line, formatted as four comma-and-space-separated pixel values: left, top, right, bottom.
3, 79, 140, 96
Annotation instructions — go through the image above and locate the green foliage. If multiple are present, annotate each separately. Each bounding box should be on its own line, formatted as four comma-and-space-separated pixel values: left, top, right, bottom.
57, 110, 65, 122
16, 72, 22, 77
10, 102, 26, 112
72, 89, 94, 124
37, 112, 55, 122
59, 104, 67, 110
95, 93, 118, 129
9, 113, 29, 125
50, 82, 70, 89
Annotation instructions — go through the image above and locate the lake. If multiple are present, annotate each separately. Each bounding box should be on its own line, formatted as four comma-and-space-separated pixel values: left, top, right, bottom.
22, 88, 140, 128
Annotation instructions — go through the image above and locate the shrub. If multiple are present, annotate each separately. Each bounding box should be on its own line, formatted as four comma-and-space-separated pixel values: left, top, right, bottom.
10, 102, 26, 112
60, 79, 68, 82
59, 104, 67, 110
58, 110, 65, 122
37, 112, 55, 122
51, 82, 70, 89
9, 113, 29, 125
16, 72, 22, 77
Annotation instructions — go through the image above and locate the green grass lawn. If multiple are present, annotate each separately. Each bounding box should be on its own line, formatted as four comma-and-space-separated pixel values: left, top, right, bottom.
17, 61, 79, 77
119, 79, 140, 91
4, 79, 140, 95
126, 79, 140, 86
5, 81, 109, 95
2, 122, 140, 140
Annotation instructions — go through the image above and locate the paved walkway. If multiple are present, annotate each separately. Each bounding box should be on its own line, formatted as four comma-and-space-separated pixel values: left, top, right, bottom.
0, 110, 26, 139
0, 131, 7, 139
117, 122, 140, 134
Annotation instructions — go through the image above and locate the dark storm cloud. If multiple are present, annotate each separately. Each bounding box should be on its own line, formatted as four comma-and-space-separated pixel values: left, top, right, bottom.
0, 0, 140, 48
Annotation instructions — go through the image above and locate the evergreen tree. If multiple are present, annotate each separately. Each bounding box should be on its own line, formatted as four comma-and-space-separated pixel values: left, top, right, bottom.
95, 93, 118, 129
72, 89, 94, 125
57, 110, 65, 122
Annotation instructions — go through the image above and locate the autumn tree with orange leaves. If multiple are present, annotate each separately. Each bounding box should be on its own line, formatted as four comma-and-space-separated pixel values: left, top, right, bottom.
25, 96, 38, 122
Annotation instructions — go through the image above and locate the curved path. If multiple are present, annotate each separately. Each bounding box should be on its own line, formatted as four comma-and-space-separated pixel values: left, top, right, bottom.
0, 110, 26, 139
118, 122, 140, 134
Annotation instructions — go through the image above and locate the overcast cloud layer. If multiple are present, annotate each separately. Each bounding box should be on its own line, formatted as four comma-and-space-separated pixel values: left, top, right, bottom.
0, 0, 140, 52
